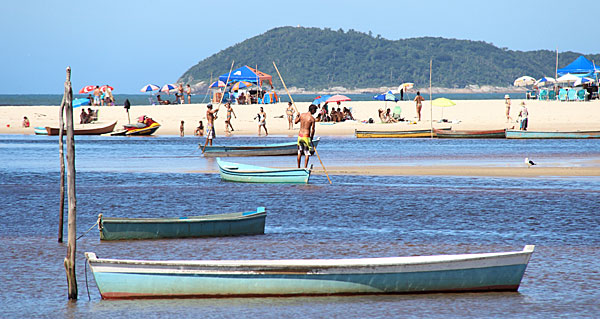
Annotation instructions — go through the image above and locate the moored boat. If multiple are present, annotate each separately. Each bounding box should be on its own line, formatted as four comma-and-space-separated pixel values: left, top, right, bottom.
434, 128, 506, 138
111, 116, 161, 136
506, 130, 600, 139
45, 121, 117, 136
202, 137, 320, 157
99, 207, 266, 240
34, 126, 48, 135
355, 129, 448, 138
85, 245, 535, 299
217, 158, 311, 183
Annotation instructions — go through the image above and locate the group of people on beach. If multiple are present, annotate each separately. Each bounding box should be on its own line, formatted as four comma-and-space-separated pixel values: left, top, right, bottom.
80, 108, 98, 124
157, 84, 193, 105
314, 102, 354, 123
505, 95, 529, 130
88, 86, 114, 106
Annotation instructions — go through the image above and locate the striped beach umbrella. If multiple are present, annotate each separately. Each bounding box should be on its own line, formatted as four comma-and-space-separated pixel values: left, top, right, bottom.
513, 76, 536, 87
140, 84, 160, 92
326, 94, 351, 103
209, 81, 226, 88
230, 81, 253, 90
574, 77, 594, 86
100, 85, 114, 92
160, 84, 177, 92
535, 77, 556, 87
79, 85, 96, 94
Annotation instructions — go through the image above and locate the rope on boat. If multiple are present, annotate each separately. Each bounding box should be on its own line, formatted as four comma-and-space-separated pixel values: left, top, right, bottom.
76, 214, 102, 240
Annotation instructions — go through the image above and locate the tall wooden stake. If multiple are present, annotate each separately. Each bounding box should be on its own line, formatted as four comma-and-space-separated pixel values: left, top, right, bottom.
555, 47, 559, 92
58, 87, 66, 242
429, 59, 433, 139
62, 67, 78, 300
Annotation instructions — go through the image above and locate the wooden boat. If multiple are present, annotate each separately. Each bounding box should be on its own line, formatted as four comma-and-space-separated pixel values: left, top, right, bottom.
202, 138, 320, 157
355, 129, 449, 138
434, 128, 506, 138
217, 158, 311, 183
85, 245, 535, 299
506, 130, 600, 139
99, 207, 266, 240
34, 126, 48, 135
45, 121, 117, 136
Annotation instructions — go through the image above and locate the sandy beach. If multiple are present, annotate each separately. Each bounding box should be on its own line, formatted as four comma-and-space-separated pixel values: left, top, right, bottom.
2, 99, 600, 136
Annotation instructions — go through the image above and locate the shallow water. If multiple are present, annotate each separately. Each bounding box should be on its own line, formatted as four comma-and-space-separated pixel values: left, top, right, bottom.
0, 135, 599, 318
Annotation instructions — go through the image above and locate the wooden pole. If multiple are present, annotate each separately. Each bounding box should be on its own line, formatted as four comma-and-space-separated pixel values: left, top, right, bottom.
58, 88, 66, 242
429, 59, 433, 139
203, 61, 234, 153
272, 61, 332, 184
555, 47, 559, 92
63, 66, 78, 300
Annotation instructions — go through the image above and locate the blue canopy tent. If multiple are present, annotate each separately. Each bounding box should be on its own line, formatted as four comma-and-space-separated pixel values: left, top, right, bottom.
558, 56, 598, 77
218, 66, 273, 87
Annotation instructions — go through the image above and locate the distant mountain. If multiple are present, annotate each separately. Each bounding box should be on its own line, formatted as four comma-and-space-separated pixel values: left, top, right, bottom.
179, 26, 600, 90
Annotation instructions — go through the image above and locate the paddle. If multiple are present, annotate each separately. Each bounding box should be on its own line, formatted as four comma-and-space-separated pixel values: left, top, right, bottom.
203, 60, 235, 153
272, 61, 332, 184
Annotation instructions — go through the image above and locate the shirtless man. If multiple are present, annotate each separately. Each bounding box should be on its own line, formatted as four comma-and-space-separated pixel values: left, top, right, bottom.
414, 91, 425, 121
224, 102, 236, 133
203, 103, 219, 149
177, 84, 184, 104
93, 86, 101, 106
186, 84, 192, 104
294, 104, 317, 168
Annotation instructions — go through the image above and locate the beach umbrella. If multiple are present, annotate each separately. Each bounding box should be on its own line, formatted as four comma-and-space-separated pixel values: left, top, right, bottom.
557, 73, 580, 84
209, 81, 226, 88
432, 97, 456, 120
535, 76, 556, 87
373, 91, 398, 102
398, 82, 414, 92
160, 84, 177, 92
312, 95, 331, 105
79, 85, 96, 94
326, 94, 351, 103
513, 76, 536, 87
574, 77, 594, 86
230, 81, 253, 90
100, 85, 114, 92
140, 84, 160, 92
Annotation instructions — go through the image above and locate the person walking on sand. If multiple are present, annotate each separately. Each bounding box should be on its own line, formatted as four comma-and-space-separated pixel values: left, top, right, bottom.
224, 102, 236, 133
294, 104, 317, 168
518, 102, 529, 131
203, 103, 219, 149
414, 91, 425, 121
256, 107, 268, 136
186, 84, 192, 104
286, 102, 294, 130
505, 95, 512, 122
180, 120, 185, 137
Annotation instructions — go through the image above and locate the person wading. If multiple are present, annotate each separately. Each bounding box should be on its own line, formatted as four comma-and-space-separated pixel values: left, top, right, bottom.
295, 104, 317, 168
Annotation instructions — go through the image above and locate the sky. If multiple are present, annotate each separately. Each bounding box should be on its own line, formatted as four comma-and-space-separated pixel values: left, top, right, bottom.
1, 0, 597, 94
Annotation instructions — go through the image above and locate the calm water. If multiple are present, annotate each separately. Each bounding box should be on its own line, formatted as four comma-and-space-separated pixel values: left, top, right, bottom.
0, 135, 599, 318
0, 92, 511, 106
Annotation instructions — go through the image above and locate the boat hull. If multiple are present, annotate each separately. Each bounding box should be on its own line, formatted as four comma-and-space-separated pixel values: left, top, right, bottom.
217, 159, 310, 183
355, 129, 443, 138
203, 138, 320, 157
506, 130, 600, 139
99, 207, 266, 240
85, 245, 534, 299
434, 129, 506, 138
45, 121, 117, 136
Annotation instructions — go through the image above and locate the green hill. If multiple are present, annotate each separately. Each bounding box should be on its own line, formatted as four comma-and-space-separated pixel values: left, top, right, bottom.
179, 26, 600, 89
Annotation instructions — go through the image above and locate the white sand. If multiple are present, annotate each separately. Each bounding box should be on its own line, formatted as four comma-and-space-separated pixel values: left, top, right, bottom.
1, 99, 600, 135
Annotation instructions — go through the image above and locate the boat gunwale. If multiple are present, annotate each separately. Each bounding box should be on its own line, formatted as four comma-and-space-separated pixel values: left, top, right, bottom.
101, 209, 266, 224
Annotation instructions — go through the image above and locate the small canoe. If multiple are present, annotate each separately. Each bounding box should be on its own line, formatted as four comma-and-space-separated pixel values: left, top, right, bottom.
85, 245, 535, 299
34, 126, 48, 135
99, 207, 266, 240
217, 158, 311, 183
355, 129, 448, 138
506, 130, 600, 139
45, 121, 117, 136
202, 138, 320, 157
434, 128, 506, 138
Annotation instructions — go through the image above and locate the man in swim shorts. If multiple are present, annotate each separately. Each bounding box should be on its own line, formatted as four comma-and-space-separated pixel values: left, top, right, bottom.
295, 104, 317, 168
203, 103, 219, 149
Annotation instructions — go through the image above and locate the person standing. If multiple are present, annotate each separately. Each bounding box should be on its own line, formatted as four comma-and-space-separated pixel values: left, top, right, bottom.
294, 104, 317, 168
400, 88, 404, 101
518, 102, 529, 131
180, 120, 185, 137
286, 102, 294, 130
177, 84, 184, 104
224, 102, 236, 133
203, 103, 219, 148
256, 106, 268, 136
413, 91, 425, 121
186, 84, 192, 104
93, 86, 101, 106
504, 95, 512, 122
105, 85, 114, 106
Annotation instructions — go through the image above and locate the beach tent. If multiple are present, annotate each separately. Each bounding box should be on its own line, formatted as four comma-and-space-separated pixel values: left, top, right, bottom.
218, 65, 273, 87
557, 56, 598, 77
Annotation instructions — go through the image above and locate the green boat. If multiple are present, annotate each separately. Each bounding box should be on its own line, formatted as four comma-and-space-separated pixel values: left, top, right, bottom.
202, 138, 320, 157
217, 158, 311, 183
99, 207, 266, 240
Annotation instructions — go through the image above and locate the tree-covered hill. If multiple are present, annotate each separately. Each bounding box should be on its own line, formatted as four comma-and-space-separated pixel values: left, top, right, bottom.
179, 26, 600, 89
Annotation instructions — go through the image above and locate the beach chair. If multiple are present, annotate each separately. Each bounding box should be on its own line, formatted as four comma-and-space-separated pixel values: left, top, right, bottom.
392, 106, 402, 120
539, 89, 548, 101
567, 89, 577, 101
577, 89, 586, 101
548, 90, 556, 100
558, 89, 567, 101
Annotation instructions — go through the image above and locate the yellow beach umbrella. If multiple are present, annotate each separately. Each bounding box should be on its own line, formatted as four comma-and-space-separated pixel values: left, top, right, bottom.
432, 98, 456, 120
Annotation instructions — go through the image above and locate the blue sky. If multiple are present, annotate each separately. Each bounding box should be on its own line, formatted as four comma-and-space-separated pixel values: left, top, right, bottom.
1, 0, 596, 94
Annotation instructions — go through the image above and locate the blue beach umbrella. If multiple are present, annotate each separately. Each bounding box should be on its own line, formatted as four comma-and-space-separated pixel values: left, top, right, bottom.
373, 91, 398, 102
534, 77, 555, 87
140, 84, 160, 92
312, 95, 331, 105
209, 81, 226, 88
160, 84, 177, 92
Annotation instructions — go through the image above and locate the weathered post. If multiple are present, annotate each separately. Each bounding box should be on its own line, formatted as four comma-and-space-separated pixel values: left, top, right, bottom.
58, 77, 67, 242
62, 67, 78, 299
